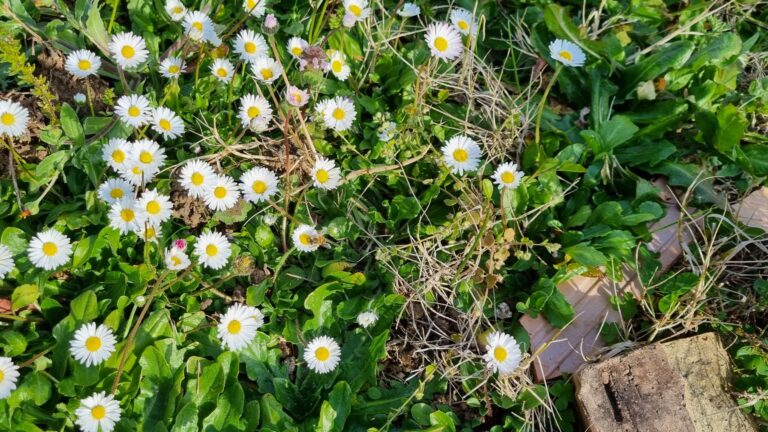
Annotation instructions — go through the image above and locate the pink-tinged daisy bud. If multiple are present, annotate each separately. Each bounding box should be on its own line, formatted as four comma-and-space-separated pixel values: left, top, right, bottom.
286, 85, 309, 107
262, 14, 278, 34
173, 239, 187, 250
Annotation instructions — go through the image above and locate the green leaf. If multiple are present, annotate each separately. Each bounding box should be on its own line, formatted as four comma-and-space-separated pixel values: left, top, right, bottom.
388, 195, 421, 224
564, 244, 607, 267
2, 227, 27, 254
410, 403, 432, 426
686, 33, 741, 71
713, 104, 747, 158
621, 41, 695, 96
12, 284, 39, 310
60, 103, 85, 146
598, 116, 639, 151
70, 290, 99, 322
741, 144, 768, 176
317, 381, 352, 432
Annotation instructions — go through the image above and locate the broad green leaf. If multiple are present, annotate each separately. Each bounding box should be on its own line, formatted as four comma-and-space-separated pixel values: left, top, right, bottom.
60, 103, 85, 146
564, 244, 607, 267
1, 227, 27, 254
686, 33, 741, 70
70, 290, 99, 322
741, 144, 768, 176
621, 41, 695, 96
12, 284, 39, 310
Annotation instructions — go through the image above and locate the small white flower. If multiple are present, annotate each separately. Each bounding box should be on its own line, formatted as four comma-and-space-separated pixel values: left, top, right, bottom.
136, 189, 173, 226
65, 50, 101, 78
287, 37, 308, 59
75, 391, 121, 432
311, 156, 341, 190
151, 107, 185, 139
327, 50, 350, 81
165, 0, 187, 21
134, 223, 162, 243
130, 139, 166, 175
183, 11, 221, 46
483, 331, 522, 375
285, 85, 309, 107
159, 57, 185, 78
27, 229, 72, 270
108, 198, 140, 235
179, 159, 216, 198
441, 135, 482, 175
450, 8, 478, 36
425, 22, 463, 61
210, 58, 234, 83
342, 0, 370, 27
304, 336, 341, 374
492, 162, 524, 190
73, 93, 87, 104
357, 311, 378, 328
377, 121, 397, 141
114, 94, 151, 127
102, 138, 130, 172
69, 322, 117, 367
251, 56, 282, 84
549, 39, 586, 67
98, 178, 134, 204
243, 0, 267, 17
0, 357, 20, 399
319, 96, 355, 131
240, 166, 279, 204
0, 100, 29, 137
217, 303, 264, 351
0, 245, 14, 280
397, 3, 420, 17
164, 247, 191, 270
203, 175, 241, 212
292, 224, 324, 252
119, 161, 155, 186
194, 231, 232, 270
109, 32, 149, 69
238, 94, 272, 128
233, 29, 268, 63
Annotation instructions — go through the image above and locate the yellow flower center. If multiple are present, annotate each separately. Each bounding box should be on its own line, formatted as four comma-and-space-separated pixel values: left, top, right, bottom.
299, 233, 312, 245
244, 42, 256, 54
291, 47, 302, 56
434, 37, 448, 52
192, 22, 203, 32
132, 166, 142, 175
0, 370, 3, 382
493, 346, 507, 362
252, 180, 267, 194
145, 227, 156, 239
78, 59, 91, 71
139, 151, 153, 164
315, 169, 329, 183
121, 45, 135, 59
213, 186, 227, 199
0, 113, 14, 126
260, 68, 273, 80
172, 6, 183, 13
120, 209, 135, 222
168, 65, 180, 74
146, 200, 160, 215
110, 188, 124, 199
191, 172, 204, 186
247, 106, 260, 118
501, 171, 515, 184
128, 106, 140, 117
85, 336, 102, 352
42, 242, 58, 256
159, 119, 172, 131
332, 108, 345, 120
453, 148, 468, 162
217, 68, 228, 78
247, 0, 256, 8
315, 346, 330, 361
332, 60, 343, 74
348, 4, 362, 16
171, 256, 182, 266
559, 50, 573, 62
227, 319, 241, 334
91, 405, 106, 420
458, 20, 468, 31
112, 150, 125, 163
206, 244, 218, 256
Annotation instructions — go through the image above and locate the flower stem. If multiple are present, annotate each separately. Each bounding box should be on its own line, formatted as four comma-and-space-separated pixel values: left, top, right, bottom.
533, 64, 562, 153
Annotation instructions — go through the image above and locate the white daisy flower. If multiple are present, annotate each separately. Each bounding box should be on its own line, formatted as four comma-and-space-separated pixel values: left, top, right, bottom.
251, 56, 282, 84
65, 49, 101, 78
69, 322, 117, 367
159, 56, 185, 78
286, 85, 309, 107
441, 135, 482, 175
165, 0, 187, 21
450, 8, 478, 36
320, 96, 355, 131
108, 198, 140, 235
243, 0, 266, 17
492, 162, 524, 190
109, 32, 149, 69
75, 391, 121, 432
425, 22, 463, 61
292, 224, 324, 252
183, 11, 221, 46
549, 39, 586, 67
73, 93, 87, 104
151, 107, 185, 139
239, 166, 278, 204
0, 357, 20, 399
483, 331, 522, 375
311, 156, 341, 190
342, 0, 370, 27
304, 336, 341, 374
136, 189, 173, 226
287, 37, 308, 59
217, 303, 264, 351
397, 3, 420, 17
131, 139, 166, 175
194, 231, 231, 270
134, 223, 162, 243
119, 161, 155, 186
0, 245, 14, 280
102, 138, 130, 172
233, 29, 267, 63
357, 311, 378, 328
114, 94, 151, 127
98, 178, 134, 204
238, 94, 272, 129
327, 50, 350, 81
27, 229, 72, 270
179, 159, 216, 198
164, 247, 191, 270
0, 100, 30, 138
203, 175, 241, 212
210, 58, 234, 83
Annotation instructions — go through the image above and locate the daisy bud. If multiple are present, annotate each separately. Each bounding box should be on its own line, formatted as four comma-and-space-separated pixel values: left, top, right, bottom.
173, 239, 187, 250
73, 93, 87, 104
262, 14, 279, 34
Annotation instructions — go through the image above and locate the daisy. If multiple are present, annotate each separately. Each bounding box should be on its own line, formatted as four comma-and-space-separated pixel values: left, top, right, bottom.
151, 107, 185, 139
292, 224, 324, 252
109, 32, 149, 69
327, 50, 350, 81
483, 331, 522, 375
27, 229, 72, 270
243, 0, 266, 17
238, 94, 272, 129
0, 357, 19, 399
239, 166, 278, 203
69, 322, 117, 367
135, 189, 173, 226
164, 247, 191, 270
130, 139, 166, 175
441, 135, 482, 175
159, 57, 185, 78
342, 0, 370, 27
179, 159, 216, 198
134, 223, 162, 243
75, 391, 121, 432
398, 3, 420, 17
64, 49, 101, 78
357, 311, 378, 328
304, 336, 341, 374
320, 96, 355, 131
287, 37, 308, 59
492, 162, 524, 190
0, 245, 14, 280
549, 39, 586, 67
251, 56, 282, 84
203, 175, 241, 212
0, 100, 29, 137
114, 94, 151, 127
183, 11, 221, 46
165, 0, 187, 21
217, 303, 264, 351
73, 93, 87, 104
108, 198, 140, 235
193, 231, 231, 270
286, 85, 309, 107
119, 161, 154, 186
98, 178, 134, 204
425, 23, 463, 61
233, 29, 267, 63
311, 156, 341, 190
450, 8, 478, 36
210, 58, 234, 83
102, 138, 130, 172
